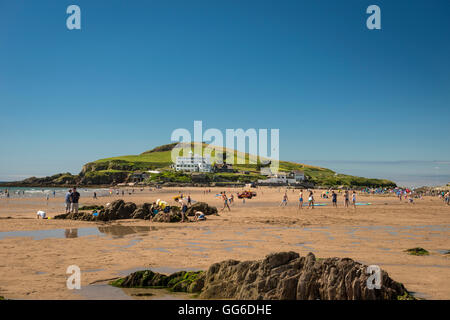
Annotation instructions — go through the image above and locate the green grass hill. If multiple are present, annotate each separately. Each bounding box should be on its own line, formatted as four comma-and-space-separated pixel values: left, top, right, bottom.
1, 142, 396, 187
77, 142, 396, 187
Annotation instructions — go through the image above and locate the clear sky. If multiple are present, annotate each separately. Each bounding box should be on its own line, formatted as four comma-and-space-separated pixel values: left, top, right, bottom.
0, 0, 449, 181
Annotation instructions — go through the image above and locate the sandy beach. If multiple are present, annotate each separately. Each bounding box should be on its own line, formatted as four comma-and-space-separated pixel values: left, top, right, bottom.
0, 187, 449, 300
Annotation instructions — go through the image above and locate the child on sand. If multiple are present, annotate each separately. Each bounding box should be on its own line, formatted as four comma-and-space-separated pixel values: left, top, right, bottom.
352, 191, 356, 209
36, 210, 47, 219
193, 211, 206, 221
298, 190, 303, 210
308, 191, 314, 209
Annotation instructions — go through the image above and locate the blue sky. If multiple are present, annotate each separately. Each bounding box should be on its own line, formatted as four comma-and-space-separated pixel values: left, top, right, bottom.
0, 0, 449, 181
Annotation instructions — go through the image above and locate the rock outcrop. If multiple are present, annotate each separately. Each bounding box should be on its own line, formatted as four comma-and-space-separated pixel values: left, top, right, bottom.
54, 200, 138, 221
54, 199, 213, 222
200, 252, 410, 300
185, 202, 218, 216
111, 270, 205, 293
111, 252, 413, 300
152, 211, 182, 223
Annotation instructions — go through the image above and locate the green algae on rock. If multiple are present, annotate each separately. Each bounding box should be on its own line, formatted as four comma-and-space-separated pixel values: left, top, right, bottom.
405, 248, 430, 256
111, 270, 205, 294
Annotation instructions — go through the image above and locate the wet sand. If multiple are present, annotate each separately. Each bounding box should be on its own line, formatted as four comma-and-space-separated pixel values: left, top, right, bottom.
0, 187, 449, 300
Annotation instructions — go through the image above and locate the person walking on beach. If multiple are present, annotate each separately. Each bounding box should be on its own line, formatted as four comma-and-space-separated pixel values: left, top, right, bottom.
298, 190, 303, 210
221, 193, 231, 212
187, 195, 191, 206
332, 191, 337, 207
308, 191, 315, 209
65, 189, 72, 213
352, 191, 357, 209
280, 192, 288, 207
70, 187, 80, 214
93, 192, 97, 199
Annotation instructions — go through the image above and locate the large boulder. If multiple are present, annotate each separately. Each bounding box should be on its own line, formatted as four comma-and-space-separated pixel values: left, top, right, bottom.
111, 252, 414, 300
199, 252, 412, 300
185, 202, 218, 216
94, 200, 136, 221
131, 203, 152, 219
152, 211, 182, 223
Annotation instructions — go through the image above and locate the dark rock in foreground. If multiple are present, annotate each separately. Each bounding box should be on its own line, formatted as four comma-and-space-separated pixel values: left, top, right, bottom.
111, 270, 204, 294
112, 252, 414, 300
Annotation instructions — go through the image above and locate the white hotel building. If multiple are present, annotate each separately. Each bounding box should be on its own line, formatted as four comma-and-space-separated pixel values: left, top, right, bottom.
174, 151, 212, 173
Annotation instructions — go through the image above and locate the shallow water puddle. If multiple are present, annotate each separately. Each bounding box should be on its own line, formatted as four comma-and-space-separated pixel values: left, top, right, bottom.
0, 225, 155, 240
0, 228, 102, 240
78, 284, 195, 300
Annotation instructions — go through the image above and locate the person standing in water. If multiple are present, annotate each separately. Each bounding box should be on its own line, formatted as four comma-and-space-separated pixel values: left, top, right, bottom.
298, 189, 303, 210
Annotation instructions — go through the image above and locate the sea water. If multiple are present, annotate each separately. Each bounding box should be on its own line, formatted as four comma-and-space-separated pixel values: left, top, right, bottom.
0, 186, 112, 199
298, 160, 450, 188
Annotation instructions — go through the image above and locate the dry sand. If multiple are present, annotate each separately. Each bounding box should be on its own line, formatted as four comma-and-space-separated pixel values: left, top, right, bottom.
0, 187, 449, 300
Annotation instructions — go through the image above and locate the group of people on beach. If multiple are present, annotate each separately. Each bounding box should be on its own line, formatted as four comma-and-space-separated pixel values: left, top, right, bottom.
280, 189, 357, 209
64, 188, 81, 214
174, 193, 206, 222
2, 189, 10, 198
